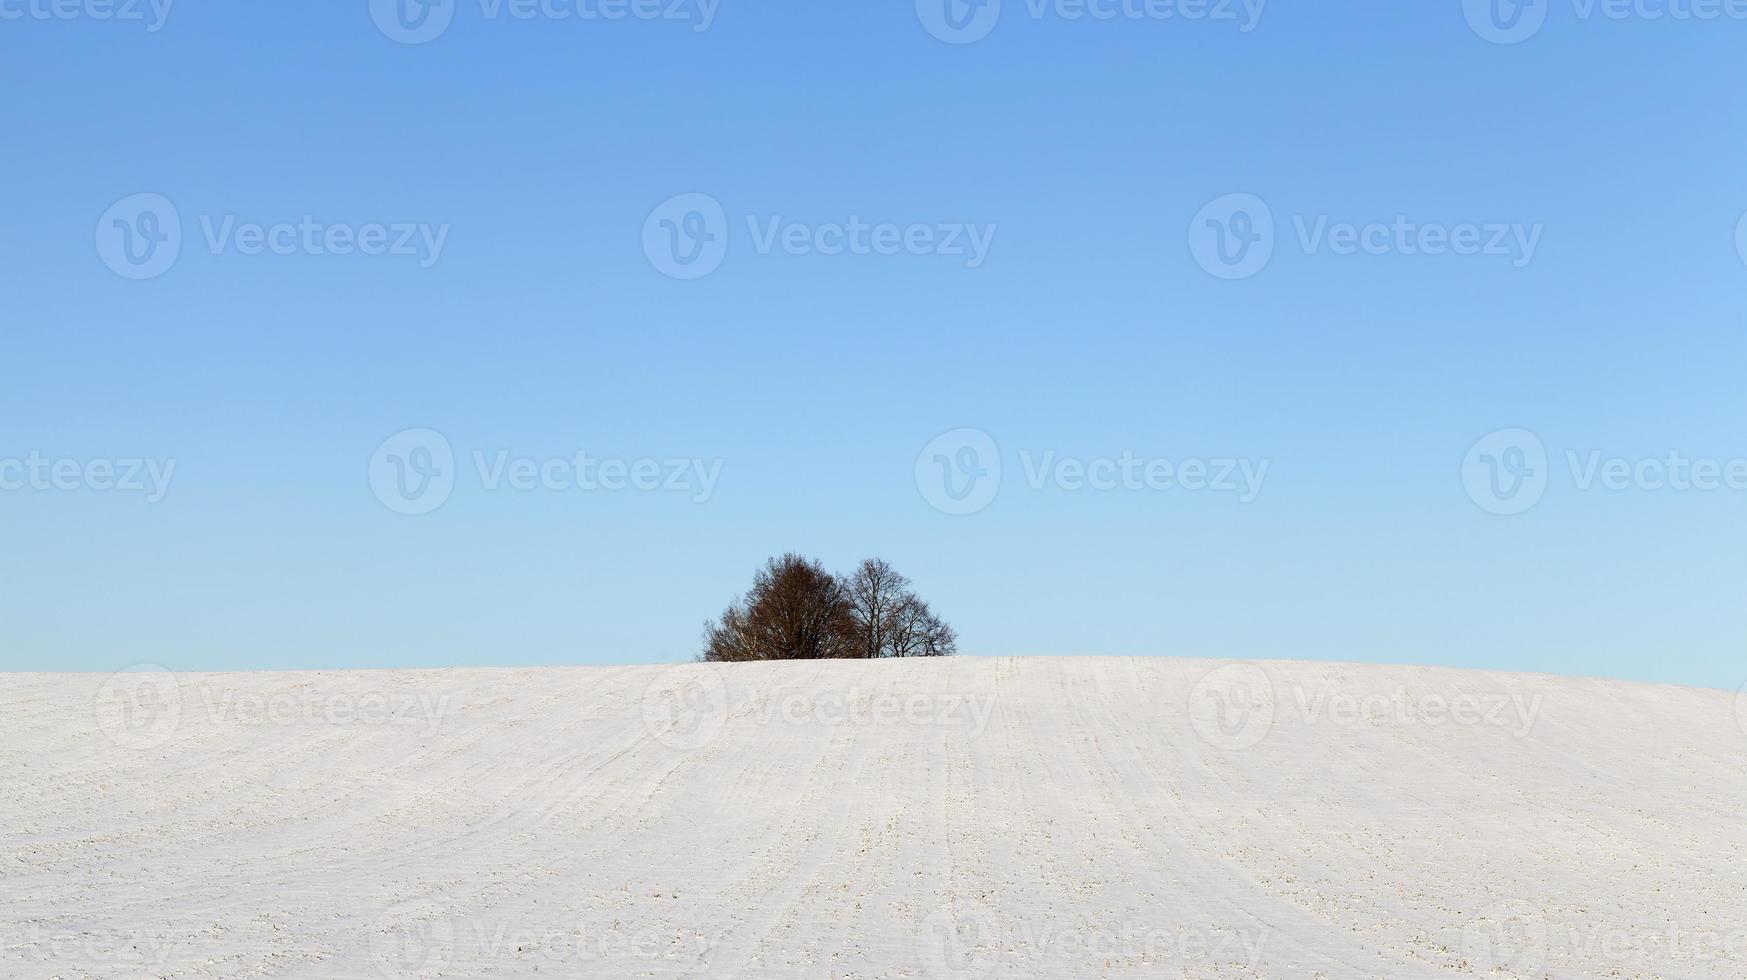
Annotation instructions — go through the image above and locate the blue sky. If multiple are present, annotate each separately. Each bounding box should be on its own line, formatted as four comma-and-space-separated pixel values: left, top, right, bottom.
3, 0, 1746, 690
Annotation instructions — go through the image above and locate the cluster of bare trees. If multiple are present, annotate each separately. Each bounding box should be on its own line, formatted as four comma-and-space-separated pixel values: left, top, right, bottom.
701, 555, 957, 662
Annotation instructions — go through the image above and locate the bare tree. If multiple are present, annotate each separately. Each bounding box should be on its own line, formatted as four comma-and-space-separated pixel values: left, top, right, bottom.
915, 603, 957, 656
699, 602, 760, 663
885, 595, 957, 658
844, 558, 957, 658
844, 559, 909, 660
702, 554, 855, 662
703, 555, 956, 662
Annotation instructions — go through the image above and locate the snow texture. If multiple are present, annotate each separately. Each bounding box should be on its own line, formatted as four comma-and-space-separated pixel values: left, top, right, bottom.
4, 656, 1745, 978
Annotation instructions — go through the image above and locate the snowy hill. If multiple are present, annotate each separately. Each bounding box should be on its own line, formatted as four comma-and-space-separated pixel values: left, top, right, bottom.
3, 657, 1745, 978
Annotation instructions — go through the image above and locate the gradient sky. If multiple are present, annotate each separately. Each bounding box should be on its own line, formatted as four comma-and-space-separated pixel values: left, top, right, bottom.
4, 0, 1746, 690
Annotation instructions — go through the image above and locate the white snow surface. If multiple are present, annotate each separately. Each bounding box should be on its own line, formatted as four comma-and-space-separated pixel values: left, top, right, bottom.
3, 656, 1746, 979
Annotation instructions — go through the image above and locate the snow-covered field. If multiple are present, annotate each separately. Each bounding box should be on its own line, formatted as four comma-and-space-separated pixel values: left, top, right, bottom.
4, 657, 1745, 978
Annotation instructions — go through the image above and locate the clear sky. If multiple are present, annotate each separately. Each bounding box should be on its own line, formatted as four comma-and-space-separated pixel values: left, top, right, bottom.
4, 0, 1745, 690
